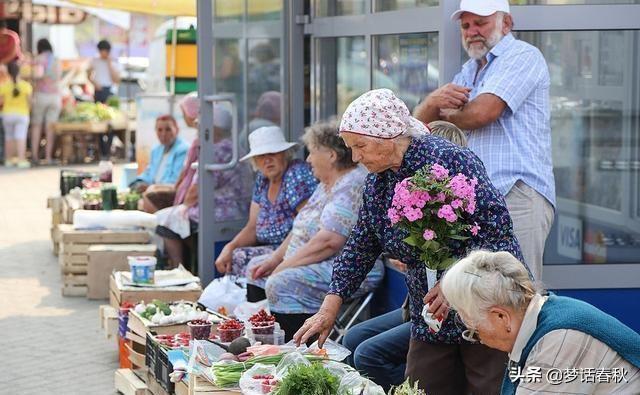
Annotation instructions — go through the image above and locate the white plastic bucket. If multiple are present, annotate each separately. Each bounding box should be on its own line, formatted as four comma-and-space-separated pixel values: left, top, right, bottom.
128, 256, 157, 284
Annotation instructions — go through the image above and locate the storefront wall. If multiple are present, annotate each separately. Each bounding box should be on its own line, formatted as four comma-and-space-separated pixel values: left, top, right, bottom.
197, 1, 640, 326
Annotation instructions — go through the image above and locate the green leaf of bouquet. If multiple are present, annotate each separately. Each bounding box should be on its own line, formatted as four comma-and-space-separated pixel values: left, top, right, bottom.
448, 234, 470, 241
403, 235, 421, 247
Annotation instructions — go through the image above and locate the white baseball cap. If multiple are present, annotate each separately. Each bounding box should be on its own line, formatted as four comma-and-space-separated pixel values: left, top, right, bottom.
451, 0, 510, 21
240, 126, 297, 161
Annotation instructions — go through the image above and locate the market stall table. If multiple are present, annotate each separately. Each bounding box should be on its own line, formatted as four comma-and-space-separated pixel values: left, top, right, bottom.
53, 117, 129, 163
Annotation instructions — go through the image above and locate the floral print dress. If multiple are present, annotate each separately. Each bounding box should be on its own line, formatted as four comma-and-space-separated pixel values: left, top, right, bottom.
230, 160, 318, 277
328, 135, 524, 344
246, 166, 384, 314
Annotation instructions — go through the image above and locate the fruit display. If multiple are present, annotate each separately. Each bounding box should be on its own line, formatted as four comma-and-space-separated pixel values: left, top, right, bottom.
60, 102, 118, 123
187, 319, 213, 340
154, 332, 193, 349
134, 300, 210, 326
248, 309, 276, 335
217, 319, 245, 342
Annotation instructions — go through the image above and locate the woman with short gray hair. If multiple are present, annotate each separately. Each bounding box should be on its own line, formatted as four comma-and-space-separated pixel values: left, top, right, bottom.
243, 119, 383, 340
441, 250, 640, 395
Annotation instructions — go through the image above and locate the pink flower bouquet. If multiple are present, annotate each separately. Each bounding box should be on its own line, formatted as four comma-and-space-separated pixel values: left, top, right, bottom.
388, 164, 480, 332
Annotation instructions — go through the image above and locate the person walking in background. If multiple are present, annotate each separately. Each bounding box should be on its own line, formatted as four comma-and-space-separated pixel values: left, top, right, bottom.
88, 39, 121, 158
31, 38, 61, 165
414, 0, 555, 281
88, 40, 120, 104
0, 61, 32, 168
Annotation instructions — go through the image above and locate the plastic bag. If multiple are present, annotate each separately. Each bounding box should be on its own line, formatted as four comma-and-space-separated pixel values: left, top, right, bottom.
198, 276, 246, 314
338, 372, 386, 395
156, 204, 191, 239
239, 363, 277, 395
275, 352, 311, 379
233, 299, 269, 322
306, 339, 352, 361
187, 339, 227, 374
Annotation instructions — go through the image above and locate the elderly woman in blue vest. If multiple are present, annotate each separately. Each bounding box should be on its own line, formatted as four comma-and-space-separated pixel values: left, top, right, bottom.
441, 250, 640, 394
130, 114, 189, 209
294, 89, 525, 394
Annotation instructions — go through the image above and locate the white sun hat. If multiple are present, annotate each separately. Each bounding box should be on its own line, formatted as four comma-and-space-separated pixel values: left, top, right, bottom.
451, 0, 510, 20
240, 126, 297, 161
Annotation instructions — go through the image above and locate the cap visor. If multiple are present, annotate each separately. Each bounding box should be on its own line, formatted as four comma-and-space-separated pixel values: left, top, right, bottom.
240, 142, 297, 161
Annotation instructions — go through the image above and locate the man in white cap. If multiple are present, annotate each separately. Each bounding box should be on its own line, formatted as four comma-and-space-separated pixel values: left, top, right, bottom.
415, 0, 555, 281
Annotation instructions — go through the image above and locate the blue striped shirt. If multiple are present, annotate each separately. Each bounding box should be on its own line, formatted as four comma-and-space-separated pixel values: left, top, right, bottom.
452, 33, 556, 207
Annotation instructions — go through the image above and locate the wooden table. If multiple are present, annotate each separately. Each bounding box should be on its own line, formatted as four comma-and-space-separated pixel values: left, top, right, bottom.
53, 117, 130, 163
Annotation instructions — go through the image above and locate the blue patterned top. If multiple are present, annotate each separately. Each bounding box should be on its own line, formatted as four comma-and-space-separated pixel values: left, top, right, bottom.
452, 33, 556, 207
329, 135, 524, 344
253, 159, 318, 245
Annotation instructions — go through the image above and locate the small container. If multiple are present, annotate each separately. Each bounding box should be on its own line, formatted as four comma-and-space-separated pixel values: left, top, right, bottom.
101, 184, 118, 211
187, 320, 213, 340
128, 256, 157, 284
250, 321, 275, 335
218, 327, 244, 343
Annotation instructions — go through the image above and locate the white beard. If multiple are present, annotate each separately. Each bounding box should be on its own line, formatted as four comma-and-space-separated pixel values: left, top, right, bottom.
464, 24, 505, 60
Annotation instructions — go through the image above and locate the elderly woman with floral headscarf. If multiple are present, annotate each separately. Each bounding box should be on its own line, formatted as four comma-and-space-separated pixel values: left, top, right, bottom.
294, 89, 526, 393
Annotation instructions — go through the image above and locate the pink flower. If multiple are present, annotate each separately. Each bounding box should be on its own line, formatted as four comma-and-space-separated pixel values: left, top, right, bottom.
436, 192, 447, 202
470, 223, 481, 236
437, 205, 457, 223
388, 208, 400, 224
448, 174, 475, 200
451, 199, 463, 209
423, 229, 436, 240
465, 199, 476, 215
431, 164, 449, 180
404, 207, 423, 222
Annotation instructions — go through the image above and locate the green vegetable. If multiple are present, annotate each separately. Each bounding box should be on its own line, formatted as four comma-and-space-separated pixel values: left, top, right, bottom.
151, 299, 171, 315
142, 306, 157, 320
211, 354, 323, 388
389, 379, 426, 395
272, 363, 339, 395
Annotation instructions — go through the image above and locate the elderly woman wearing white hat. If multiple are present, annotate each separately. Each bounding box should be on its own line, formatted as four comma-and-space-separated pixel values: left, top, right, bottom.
214, 125, 318, 278
294, 89, 524, 393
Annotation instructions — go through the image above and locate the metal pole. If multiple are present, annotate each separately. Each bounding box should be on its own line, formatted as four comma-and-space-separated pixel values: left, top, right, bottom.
197, 0, 216, 285
170, 16, 178, 95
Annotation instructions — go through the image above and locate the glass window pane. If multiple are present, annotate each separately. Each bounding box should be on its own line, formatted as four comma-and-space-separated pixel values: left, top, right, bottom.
315, 36, 367, 118
214, 0, 244, 23
316, 0, 367, 17
515, 30, 640, 264
373, 33, 439, 112
247, 0, 282, 21
375, 0, 438, 12
247, 38, 282, 141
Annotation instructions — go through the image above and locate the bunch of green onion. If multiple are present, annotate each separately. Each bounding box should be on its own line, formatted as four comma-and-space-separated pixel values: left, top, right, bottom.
211, 354, 324, 387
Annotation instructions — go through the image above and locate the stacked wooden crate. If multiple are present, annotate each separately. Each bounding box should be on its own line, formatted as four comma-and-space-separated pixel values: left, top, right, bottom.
47, 197, 64, 256
58, 224, 151, 296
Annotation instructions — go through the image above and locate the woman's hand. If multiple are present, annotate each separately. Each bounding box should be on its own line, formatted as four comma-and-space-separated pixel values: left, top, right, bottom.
214, 245, 234, 274
293, 295, 342, 347
424, 282, 450, 320
250, 256, 280, 280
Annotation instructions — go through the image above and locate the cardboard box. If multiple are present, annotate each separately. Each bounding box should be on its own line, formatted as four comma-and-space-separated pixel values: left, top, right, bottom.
109, 270, 202, 309
87, 244, 157, 300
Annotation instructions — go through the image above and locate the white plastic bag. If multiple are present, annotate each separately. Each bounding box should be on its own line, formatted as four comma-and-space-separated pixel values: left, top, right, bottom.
233, 299, 269, 322
156, 204, 191, 239
239, 363, 277, 395
198, 276, 246, 314
275, 352, 311, 379
338, 371, 386, 395
307, 339, 352, 361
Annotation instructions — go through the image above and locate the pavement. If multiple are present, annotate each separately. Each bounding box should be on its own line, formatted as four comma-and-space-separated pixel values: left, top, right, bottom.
0, 164, 119, 395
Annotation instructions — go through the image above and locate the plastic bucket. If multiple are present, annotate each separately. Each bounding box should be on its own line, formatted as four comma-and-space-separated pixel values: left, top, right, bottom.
128, 256, 157, 284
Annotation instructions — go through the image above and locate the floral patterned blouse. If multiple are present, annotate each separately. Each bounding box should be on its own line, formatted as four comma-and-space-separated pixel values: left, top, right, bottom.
328, 135, 524, 344
253, 159, 318, 245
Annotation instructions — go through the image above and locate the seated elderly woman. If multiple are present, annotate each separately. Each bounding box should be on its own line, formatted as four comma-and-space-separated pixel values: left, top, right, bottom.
214, 126, 318, 276
130, 114, 189, 210
244, 120, 384, 340
442, 250, 640, 395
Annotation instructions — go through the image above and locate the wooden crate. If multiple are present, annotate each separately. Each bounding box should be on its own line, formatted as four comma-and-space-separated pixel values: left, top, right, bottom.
62, 273, 88, 297
99, 304, 119, 339
114, 369, 147, 395
188, 374, 241, 395
57, 225, 151, 297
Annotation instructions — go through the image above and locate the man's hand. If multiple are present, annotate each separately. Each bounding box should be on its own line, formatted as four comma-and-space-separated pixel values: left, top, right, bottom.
427, 83, 471, 110
423, 282, 450, 320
